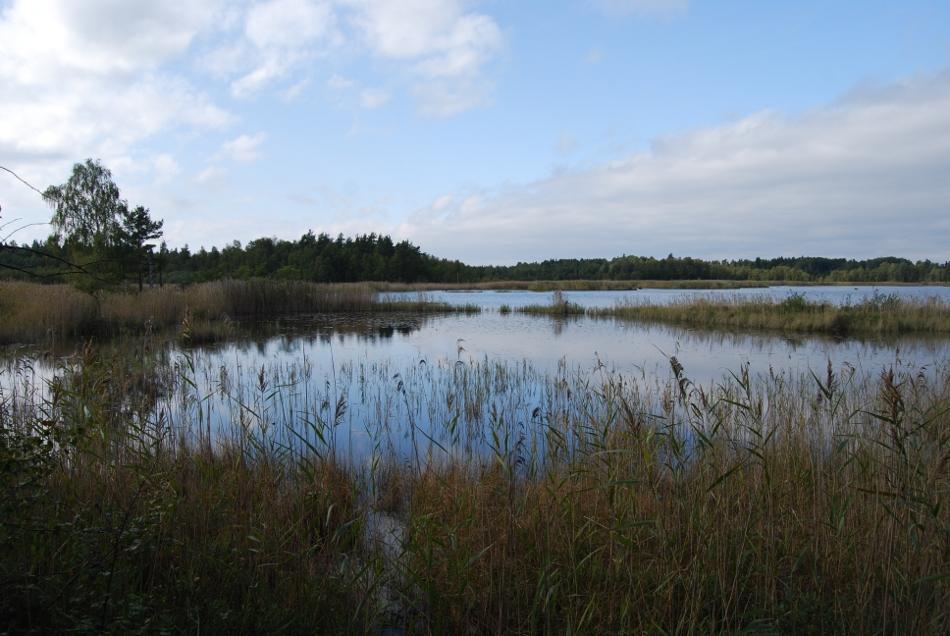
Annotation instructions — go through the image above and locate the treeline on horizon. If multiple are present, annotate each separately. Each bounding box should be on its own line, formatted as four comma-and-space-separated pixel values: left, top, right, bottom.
3, 231, 949, 284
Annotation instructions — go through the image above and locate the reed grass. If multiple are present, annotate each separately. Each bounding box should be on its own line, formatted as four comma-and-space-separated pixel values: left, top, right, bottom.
2, 344, 947, 632
0, 280, 478, 344
0, 281, 99, 341
588, 293, 950, 336
515, 289, 586, 316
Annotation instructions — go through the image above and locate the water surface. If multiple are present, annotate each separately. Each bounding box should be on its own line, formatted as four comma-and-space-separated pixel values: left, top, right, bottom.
386, 284, 950, 311
3, 287, 948, 465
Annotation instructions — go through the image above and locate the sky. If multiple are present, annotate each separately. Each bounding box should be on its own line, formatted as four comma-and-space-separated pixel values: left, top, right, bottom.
1, 0, 949, 265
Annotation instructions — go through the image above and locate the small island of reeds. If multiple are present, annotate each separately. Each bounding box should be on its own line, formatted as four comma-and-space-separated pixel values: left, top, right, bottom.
587, 292, 950, 336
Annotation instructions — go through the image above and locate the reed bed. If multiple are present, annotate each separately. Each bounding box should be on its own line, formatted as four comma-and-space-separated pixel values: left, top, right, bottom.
586, 293, 950, 336
0, 281, 99, 341
515, 289, 586, 316
0, 280, 478, 343
1, 342, 947, 633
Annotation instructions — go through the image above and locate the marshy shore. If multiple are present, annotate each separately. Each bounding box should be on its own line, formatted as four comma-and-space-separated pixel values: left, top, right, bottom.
1, 349, 946, 633
515, 291, 950, 336
0, 279, 479, 343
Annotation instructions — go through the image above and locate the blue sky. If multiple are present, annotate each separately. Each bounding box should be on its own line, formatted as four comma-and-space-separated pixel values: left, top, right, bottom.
1, 0, 949, 264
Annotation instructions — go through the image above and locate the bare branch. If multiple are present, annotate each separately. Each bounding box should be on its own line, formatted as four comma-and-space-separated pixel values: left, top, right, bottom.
0, 165, 46, 198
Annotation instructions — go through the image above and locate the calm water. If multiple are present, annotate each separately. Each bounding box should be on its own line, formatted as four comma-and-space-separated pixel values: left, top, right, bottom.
386, 284, 950, 311
3, 286, 948, 464
206, 310, 947, 383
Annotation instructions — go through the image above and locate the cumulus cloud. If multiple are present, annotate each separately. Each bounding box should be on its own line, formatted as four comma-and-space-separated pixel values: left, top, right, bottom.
229, 0, 340, 97
402, 70, 950, 263
346, 0, 502, 116
345, 0, 501, 67
0, 0, 231, 197
209, 0, 502, 112
0, 0, 221, 78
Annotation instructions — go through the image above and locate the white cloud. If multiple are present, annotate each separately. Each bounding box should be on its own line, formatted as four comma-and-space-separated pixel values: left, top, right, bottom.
152, 154, 181, 184
281, 77, 312, 101
344, 0, 501, 114
229, 0, 340, 97
324, 73, 389, 110
403, 70, 950, 263
222, 133, 268, 162
194, 1, 504, 112
327, 73, 356, 90
359, 87, 391, 109
0, 0, 222, 78
195, 165, 226, 185
246, 0, 334, 49
593, 0, 689, 17
412, 77, 492, 117
0, 0, 231, 209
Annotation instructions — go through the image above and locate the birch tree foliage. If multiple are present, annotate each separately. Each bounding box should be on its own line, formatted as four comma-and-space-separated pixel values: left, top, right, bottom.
44, 159, 125, 248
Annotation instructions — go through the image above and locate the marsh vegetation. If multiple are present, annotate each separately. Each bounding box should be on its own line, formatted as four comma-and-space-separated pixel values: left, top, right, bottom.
1, 344, 947, 633
588, 292, 950, 336
1, 278, 949, 633
0, 279, 479, 344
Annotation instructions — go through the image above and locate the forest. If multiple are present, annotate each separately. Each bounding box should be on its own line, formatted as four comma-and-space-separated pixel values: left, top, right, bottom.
4, 231, 948, 285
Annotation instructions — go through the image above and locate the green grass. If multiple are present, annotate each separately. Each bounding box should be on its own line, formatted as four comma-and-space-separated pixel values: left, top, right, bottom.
2, 345, 947, 633
588, 293, 950, 336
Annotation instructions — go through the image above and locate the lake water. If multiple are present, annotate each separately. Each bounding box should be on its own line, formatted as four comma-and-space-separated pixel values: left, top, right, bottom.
3, 286, 947, 465
385, 284, 950, 311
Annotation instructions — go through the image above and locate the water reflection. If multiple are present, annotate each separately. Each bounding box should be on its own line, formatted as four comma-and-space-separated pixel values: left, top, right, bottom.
5, 310, 949, 387
195, 313, 431, 354
3, 307, 948, 468
387, 285, 950, 311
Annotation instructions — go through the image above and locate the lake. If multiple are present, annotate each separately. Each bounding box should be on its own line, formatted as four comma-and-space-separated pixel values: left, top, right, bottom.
385, 284, 950, 310
4, 285, 947, 465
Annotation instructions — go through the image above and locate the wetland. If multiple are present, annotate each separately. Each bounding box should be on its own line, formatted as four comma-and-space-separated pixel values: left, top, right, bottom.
1, 281, 948, 633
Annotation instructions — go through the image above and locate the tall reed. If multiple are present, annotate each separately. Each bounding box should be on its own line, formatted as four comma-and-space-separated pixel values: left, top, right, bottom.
515, 289, 586, 316
0, 280, 477, 344
588, 293, 950, 335
2, 344, 947, 632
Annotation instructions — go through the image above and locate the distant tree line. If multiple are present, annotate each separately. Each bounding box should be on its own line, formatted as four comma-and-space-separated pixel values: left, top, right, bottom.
3, 233, 947, 285
472, 254, 950, 283
2, 159, 947, 286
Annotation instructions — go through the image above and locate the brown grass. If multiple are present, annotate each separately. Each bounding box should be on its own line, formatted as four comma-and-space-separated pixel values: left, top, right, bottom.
0, 279, 476, 343
588, 293, 950, 336
1, 347, 948, 632
0, 281, 98, 341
